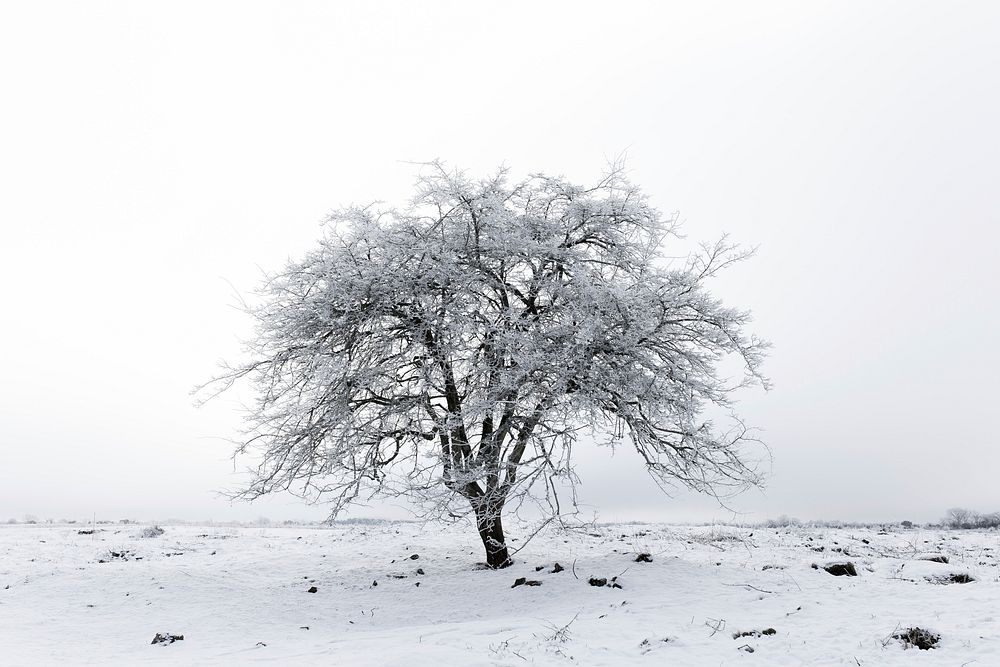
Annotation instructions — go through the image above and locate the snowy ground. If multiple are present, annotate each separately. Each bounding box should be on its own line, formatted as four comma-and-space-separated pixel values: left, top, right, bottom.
1, 521, 997, 665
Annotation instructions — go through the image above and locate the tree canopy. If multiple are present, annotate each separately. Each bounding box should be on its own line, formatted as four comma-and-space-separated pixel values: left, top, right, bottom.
207, 163, 768, 567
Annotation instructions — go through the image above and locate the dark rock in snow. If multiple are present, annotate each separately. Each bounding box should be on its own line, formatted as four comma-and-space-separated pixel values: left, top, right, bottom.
511, 577, 542, 588
535, 565, 545, 572
589, 577, 608, 587
409, 554, 419, 560
635, 553, 653, 563
151, 633, 184, 645
551, 562, 564, 573
822, 562, 857, 576
894, 627, 940, 650
307, 586, 318, 593
416, 568, 424, 575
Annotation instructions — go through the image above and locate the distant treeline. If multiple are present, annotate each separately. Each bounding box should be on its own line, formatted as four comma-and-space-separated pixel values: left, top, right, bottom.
943, 508, 1000, 529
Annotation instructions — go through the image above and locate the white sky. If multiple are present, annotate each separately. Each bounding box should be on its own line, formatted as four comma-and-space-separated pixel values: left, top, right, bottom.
2, 1, 998, 524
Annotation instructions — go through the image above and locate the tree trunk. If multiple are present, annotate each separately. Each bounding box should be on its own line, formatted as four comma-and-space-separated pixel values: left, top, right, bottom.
475, 503, 512, 569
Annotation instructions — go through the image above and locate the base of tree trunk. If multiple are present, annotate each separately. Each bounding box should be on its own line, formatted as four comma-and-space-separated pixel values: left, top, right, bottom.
476, 507, 513, 569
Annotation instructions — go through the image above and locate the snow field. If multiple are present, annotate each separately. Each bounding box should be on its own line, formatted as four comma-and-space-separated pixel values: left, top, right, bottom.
1, 522, 997, 665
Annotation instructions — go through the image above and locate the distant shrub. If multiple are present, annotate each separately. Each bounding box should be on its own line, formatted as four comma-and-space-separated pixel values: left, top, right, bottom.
763, 515, 801, 528
900, 520, 914, 528
140, 525, 165, 538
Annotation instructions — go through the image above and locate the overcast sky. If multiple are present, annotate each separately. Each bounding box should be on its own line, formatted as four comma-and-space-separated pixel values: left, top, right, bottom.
2, 1, 998, 524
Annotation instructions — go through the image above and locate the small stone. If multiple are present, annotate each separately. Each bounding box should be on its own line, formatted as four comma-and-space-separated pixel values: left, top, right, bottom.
307, 586, 318, 593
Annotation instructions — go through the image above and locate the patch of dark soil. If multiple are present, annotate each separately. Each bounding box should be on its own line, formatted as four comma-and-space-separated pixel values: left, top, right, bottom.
77, 529, 96, 535
99, 550, 137, 563
151, 633, 184, 645
733, 628, 776, 639
639, 637, 671, 648
822, 562, 857, 576
761, 565, 785, 571
919, 554, 949, 564
893, 627, 939, 650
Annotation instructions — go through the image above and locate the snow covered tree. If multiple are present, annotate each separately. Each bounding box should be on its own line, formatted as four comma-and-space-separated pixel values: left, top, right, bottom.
205, 163, 768, 568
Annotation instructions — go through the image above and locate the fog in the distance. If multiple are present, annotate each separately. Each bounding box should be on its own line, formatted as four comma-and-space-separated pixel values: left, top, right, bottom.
1, 1, 997, 524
